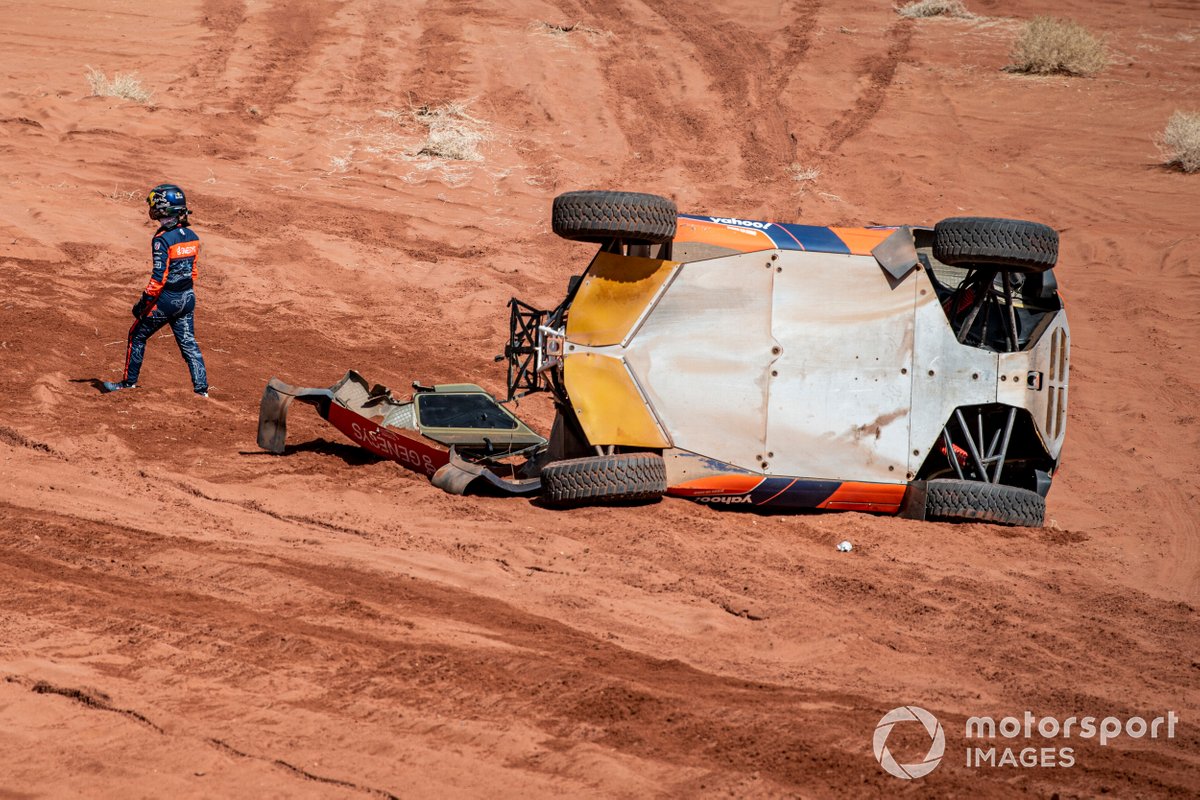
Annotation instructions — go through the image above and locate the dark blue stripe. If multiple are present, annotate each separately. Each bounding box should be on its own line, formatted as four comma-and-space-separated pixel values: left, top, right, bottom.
749, 478, 840, 508
677, 214, 852, 255
775, 224, 852, 254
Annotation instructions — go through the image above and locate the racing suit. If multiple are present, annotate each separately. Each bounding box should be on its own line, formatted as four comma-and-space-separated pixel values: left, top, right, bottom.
121, 223, 208, 393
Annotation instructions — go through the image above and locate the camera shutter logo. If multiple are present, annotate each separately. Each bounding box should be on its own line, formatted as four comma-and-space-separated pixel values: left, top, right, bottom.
874, 706, 945, 779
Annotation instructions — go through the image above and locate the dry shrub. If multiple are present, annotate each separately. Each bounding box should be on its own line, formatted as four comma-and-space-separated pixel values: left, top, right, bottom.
374, 102, 489, 162
411, 103, 487, 161
534, 21, 600, 35
1157, 110, 1200, 173
102, 185, 140, 202
896, 0, 973, 19
789, 164, 820, 193
1007, 17, 1108, 76
326, 102, 491, 179
531, 20, 611, 41
85, 67, 152, 104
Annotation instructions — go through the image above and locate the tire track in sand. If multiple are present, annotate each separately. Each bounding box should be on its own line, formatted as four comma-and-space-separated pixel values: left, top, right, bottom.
401, 0, 483, 102
0, 504, 881, 793
819, 19, 914, 155
196, 0, 249, 87
556, 0, 823, 186
233, 0, 344, 116
645, 0, 822, 183
6, 675, 401, 799
4, 501, 1197, 794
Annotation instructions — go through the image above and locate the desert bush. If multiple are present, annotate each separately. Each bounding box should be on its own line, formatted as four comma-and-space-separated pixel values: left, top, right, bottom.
411, 102, 487, 161
530, 20, 611, 42
789, 164, 820, 192
534, 21, 600, 35
102, 186, 140, 201
85, 67, 152, 104
1008, 17, 1108, 76
896, 0, 973, 19
1157, 110, 1200, 173
377, 103, 488, 161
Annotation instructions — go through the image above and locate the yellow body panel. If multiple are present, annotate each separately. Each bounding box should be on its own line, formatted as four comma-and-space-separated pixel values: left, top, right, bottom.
565, 251, 677, 347
563, 353, 669, 447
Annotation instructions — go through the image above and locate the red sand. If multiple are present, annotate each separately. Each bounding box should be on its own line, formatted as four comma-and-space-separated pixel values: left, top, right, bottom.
1, 0, 1198, 796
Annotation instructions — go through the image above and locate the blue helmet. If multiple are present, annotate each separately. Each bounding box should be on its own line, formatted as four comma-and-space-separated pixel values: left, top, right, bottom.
147, 183, 188, 222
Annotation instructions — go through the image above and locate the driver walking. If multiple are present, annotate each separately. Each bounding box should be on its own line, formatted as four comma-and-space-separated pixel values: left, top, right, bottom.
102, 183, 208, 396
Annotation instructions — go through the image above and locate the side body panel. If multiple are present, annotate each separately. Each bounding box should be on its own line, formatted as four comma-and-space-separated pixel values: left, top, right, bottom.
328, 402, 450, 476
663, 450, 907, 512
674, 214, 894, 256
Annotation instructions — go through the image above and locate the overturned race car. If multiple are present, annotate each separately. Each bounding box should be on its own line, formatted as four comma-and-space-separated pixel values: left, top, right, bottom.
260, 190, 1068, 526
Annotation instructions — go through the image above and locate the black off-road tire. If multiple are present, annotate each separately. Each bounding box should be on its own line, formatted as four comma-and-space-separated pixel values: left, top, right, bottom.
933, 217, 1058, 273
541, 453, 667, 507
925, 479, 1046, 527
552, 191, 677, 244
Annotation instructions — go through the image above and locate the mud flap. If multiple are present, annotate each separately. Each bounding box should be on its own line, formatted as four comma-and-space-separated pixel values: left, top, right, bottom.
257, 378, 334, 454
872, 225, 919, 280
898, 480, 929, 520
431, 447, 542, 496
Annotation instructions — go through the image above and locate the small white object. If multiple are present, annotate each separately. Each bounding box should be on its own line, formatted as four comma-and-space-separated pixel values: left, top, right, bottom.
836, 540, 853, 552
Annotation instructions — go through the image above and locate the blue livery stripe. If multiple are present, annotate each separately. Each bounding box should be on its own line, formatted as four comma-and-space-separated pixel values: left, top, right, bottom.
775, 224, 852, 254
678, 214, 853, 255
749, 477, 841, 507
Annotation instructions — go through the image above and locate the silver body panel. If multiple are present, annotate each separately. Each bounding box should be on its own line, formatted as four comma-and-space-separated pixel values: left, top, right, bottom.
767, 251, 916, 481
565, 247, 1068, 481
621, 251, 776, 470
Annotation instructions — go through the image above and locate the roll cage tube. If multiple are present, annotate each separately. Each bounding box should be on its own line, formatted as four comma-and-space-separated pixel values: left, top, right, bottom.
503, 263, 589, 402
